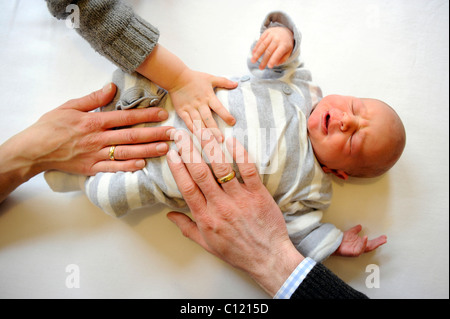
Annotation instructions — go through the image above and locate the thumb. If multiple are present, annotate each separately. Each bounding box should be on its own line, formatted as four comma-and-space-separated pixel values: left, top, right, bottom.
212, 77, 238, 90
62, 83, 117, 112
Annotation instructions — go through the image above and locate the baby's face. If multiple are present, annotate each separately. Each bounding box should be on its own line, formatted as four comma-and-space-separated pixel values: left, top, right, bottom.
307, 94, 402, 179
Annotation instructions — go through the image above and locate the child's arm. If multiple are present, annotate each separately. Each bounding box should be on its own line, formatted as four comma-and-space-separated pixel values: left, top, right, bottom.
137, 44, 238, 142
333, 225, 387, 257
251, 26, 294, 70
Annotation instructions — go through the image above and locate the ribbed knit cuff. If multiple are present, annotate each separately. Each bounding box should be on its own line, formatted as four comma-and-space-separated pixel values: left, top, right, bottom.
102, 13, 160, 73
290, 263, 369, 299
47, 0, 160, 73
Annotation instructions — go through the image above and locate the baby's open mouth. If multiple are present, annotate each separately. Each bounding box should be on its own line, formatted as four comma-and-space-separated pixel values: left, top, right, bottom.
322, 113, 330, 134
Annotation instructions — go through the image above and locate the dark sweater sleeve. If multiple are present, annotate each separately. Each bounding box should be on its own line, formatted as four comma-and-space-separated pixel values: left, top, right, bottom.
46, 0, 159, 73
291, 263, 369, 299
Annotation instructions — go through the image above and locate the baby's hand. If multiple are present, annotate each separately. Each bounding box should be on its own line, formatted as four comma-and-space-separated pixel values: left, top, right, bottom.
251, 26, 294, 70
169, 69, 238, 142
333, 225, 387, 257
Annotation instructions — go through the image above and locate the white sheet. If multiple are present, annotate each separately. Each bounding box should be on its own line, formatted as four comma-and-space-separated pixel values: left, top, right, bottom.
0, 0, 448, 299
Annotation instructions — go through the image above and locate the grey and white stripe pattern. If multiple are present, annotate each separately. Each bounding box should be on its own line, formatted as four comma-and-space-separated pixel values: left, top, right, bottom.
45, 12, 343, 261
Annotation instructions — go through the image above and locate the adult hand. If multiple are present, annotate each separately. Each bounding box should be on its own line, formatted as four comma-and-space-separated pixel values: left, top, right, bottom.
166, 128, 304, 296
24, 83, 173, 175
0, 83, 173, 202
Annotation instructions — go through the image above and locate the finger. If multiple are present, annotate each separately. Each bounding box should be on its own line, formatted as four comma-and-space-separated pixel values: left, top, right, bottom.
62, 83, 117, 112
167, 212, 212, 253
173, 130, 223, 198
225, 137, 262, 191
101, 142, 169, 161
197, 105, 224, 143
188, 109, 205, 129
103, 126, 173, 146
209, 96, 236, 126
268, 46, 288, 69
279, 51, 291, 65
211, 76, 238, 90
365, 235, 388, 252
166, 149, 207, 212
349, 224, 363, 235
251, 32, 269, 63
180, 109, 205, 135
178, 110, 194, 132
197, 105, 218, 128
90, 158, 147, 174
361, 236, 369, 254
260, 41, 278, 70
252, 31, 268, 55
193, 127, 240, 191
99, 107, 169, 129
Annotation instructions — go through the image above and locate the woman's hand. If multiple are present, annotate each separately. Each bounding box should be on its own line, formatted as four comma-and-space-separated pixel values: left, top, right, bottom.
0, 83, 174, 203
24, 83, 173, 175
166, 128, 304, 296
19, 83, 174, 175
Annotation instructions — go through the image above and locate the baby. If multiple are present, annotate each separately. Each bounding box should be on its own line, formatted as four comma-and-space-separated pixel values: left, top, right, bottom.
45, 11, 405, 262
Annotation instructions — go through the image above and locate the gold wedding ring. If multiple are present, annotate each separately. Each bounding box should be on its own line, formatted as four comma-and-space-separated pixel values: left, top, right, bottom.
109, 145, 116, 161
217, 170, 236, 184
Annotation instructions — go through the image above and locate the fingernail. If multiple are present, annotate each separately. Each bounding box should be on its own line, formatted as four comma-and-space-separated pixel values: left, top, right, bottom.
156, 143, 169, 154
158, 109, 168, 120
166, 128, 176, 139
166, 149, 181, 163
102, 83, 113, 94
135, 159, 146, 168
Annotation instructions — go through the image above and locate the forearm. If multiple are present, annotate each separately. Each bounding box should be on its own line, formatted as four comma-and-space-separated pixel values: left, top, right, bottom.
136, 44, 189, 92
0, 137, 42, 203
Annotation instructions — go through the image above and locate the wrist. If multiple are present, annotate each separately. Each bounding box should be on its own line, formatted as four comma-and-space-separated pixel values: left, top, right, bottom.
166, 67, 194, 94
249, 240, 304, 297
0, 135, 42, 178
136, 44, 189, 92
0, 137, 41, 202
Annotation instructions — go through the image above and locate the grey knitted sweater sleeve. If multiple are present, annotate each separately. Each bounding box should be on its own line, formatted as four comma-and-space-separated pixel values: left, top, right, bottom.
291, 263, 369, 299
46, 0, 159, 73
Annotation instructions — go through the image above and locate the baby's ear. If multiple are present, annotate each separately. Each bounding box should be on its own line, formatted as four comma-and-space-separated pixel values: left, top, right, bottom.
321, 166, 349, 180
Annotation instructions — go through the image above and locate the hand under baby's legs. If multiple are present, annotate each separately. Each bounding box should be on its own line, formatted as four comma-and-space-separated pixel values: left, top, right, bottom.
333, 225, 387, 257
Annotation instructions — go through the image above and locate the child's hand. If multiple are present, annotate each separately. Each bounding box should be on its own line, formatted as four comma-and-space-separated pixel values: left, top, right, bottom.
169, 69, 238, 142
251, 26, 294, 70
333, 225, 387, 257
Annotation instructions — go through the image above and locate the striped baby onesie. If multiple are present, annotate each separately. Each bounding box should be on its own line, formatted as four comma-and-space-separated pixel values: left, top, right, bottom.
45, 11, 343, 262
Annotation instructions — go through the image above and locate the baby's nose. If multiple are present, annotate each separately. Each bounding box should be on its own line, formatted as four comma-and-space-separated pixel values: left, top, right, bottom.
340, 113, 357, 132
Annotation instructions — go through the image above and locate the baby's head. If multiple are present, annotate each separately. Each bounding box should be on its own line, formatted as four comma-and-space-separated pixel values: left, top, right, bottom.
307, 94, 406, 179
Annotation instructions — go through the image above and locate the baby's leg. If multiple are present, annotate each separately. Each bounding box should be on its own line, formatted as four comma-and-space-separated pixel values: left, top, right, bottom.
84, 158, 186, 217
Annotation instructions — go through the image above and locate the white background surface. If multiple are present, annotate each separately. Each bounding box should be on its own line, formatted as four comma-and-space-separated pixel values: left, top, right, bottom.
0, 0, 448, 299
